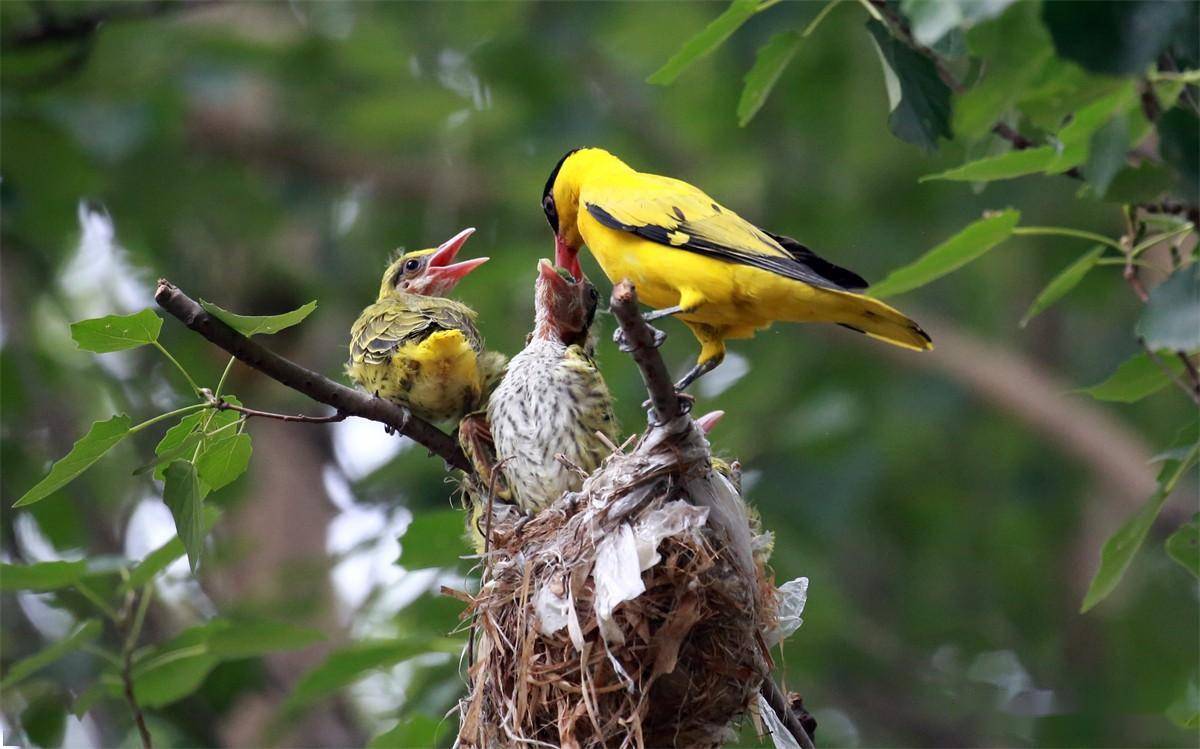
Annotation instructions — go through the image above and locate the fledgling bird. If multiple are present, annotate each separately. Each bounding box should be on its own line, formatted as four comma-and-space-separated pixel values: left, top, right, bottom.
487, 260, 619, 514
541, 147, 932, 391
347, 228, 506, 424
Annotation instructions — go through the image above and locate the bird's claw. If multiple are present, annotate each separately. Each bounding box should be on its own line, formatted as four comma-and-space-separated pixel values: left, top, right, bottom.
612, 325, 667, 352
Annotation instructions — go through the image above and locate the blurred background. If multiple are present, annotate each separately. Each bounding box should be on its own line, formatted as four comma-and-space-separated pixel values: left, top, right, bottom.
2, 1, 1197, 747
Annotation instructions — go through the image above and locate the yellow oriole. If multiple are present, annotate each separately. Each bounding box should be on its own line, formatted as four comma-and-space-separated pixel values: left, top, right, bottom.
347, 228, 505, 423
541, 147, 932, 390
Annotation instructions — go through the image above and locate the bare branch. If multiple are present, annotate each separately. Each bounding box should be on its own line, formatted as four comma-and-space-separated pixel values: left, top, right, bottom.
761, 678, 816, 749
210, 395, 348, 424
609, 280, 684, 425
154, 279, 470, 471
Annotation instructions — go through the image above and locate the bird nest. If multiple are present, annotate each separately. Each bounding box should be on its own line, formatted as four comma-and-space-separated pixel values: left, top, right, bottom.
456, 418, 798, 749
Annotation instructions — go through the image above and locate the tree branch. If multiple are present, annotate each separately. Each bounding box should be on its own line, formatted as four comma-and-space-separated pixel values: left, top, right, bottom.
210, 395, 349, 424
4, 0, 211, 48
154, 279, 470, 471
610, 281, 815, 749
610, 280, 684, 425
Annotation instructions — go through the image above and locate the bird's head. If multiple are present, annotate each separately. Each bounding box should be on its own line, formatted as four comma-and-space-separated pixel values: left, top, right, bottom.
378, 227, 487, 299
542, 147, 615, 282
533, 258, 598, 346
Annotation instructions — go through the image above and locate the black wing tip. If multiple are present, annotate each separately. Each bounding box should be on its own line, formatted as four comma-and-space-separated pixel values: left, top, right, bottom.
766, 230, 868, 290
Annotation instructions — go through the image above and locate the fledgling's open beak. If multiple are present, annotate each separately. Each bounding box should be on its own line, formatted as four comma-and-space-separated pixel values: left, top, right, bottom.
694, 410, 725, 434
554, 235, 582, 282
426, 227, 488, 286
538, 257, 575, 295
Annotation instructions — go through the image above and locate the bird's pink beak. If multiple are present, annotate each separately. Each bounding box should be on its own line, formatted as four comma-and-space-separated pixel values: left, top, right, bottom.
538, 257, 575, 294
554, 234, 582, 282
694, 410, 725, 435
426, 227, 488, 287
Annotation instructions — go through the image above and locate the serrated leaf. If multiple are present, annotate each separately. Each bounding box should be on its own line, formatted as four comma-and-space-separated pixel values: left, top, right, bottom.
163, 461, 205, 573
285, 637, 463, 714
1077, 352, 1184, 402
1, 620, 102, 689
69, 310, 162, 353
0, 560, 88, 591
206, 619, 325, 659
153, 412, 204, 458
138, 412, 205, 479
647, 0, 761, 85
1083, 113, 1130, 197
399, 510, 468, 570
1043, 83, 1137, 174
368, 715, 443, 749
870, 210, 1019, 297
737, 31, 803, 127
952, 1, 1053, 139
866, 20, 953, 152
920, 146, 1056, 183
1020, 245, 1106, 327
1166, 515, 1200, 579
195, 434, 252, 492
199, 299, 317, 337
1136, 265, 1200, 353
1081, 444, 1199, 612
15, 415, 133, 507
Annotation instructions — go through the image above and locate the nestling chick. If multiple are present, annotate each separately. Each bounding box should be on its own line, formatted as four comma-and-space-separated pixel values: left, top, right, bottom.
487, 260, 619, 514
348, 228, 506, 423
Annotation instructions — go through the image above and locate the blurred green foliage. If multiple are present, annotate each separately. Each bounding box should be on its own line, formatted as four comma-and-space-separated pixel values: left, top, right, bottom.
2, 1, 1197, 747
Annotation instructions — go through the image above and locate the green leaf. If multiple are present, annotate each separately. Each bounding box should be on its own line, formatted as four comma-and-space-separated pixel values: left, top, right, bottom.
399, 510, 468, 570
1137, 265, 1200, 353
139, 412, 206, 479
72, 682, 110, 720
1159, 106, 1200, 200
206, 619, 325, 659
368, 714, 443, 749
122, 507, 221, 591
1043, 83, 1137, 174
737, 31, 803, 127
920, 146, 1056, 183
1020, 245, 1105, 327
21, 691, 68, 748
1077, 352, 1184, 402
1042, 0, 1194, 76
899, 0, 1017, 47
866, 20, 953, 152
870, 210, 1019, 297
1167, 680, 1200, 729
1081, 444, 1200, 612
163, 461, 205, 573
1166, 515, 1200, 579
1101, 162, 1176, 205
285, 638, 462, 713
952, 1, 1053, 140
647, 0, 762, 86
69, 310, 162, 353
199, 299, 317, 337
131, 625, 218, 708
15, 415, 133, 507
195, 434, 252, 492
1082, 113, 1130, 197
0, 560, 88, 591
1, 620, 102, 689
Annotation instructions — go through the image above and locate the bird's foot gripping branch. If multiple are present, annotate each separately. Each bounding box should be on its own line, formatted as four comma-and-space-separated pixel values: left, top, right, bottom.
455, 280, 814, 749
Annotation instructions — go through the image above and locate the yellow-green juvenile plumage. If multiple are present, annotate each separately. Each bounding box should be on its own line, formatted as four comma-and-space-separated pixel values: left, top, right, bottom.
347, 228, 504, 423
542, 147, 932, 390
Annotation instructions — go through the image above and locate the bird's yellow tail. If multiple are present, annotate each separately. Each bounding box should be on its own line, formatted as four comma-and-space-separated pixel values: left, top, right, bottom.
820, 291, 933, 352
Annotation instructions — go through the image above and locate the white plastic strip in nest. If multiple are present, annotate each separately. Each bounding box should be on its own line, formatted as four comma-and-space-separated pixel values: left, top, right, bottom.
593, 500, 710, 645
757, 693, 803, 749
765, 577, 809, 647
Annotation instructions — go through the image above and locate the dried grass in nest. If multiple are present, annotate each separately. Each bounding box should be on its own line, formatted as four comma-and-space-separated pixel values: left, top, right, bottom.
457, 421, 781, 749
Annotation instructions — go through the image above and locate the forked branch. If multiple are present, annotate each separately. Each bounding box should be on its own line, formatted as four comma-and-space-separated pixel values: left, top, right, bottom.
154, 279, 470, 471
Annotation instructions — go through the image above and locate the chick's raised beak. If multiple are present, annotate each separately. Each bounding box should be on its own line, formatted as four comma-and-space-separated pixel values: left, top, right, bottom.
426, 227, 488, 285
538, 257, 575, 295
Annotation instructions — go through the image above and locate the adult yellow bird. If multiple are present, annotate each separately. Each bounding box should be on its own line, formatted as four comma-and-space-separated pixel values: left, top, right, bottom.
347, 228, 505, 423
541, 147, 932, 390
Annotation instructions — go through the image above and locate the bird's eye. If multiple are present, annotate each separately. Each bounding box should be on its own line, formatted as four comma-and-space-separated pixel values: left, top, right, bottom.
542, 195, 554, 211
404, 258, 421, 272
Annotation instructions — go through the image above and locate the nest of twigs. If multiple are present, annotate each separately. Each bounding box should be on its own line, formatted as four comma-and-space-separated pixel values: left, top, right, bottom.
457, 419, 783, 749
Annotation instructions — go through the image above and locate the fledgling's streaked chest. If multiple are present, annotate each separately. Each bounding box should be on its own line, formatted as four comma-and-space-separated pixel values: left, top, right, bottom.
488, 340, 617, 512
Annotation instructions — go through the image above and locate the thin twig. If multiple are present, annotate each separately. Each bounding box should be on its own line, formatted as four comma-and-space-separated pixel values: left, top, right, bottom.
211, 395, 347, 424
609, 281, 683, 426
1176, 353, 1200, 404
154, 279, 470, 470
760, 678, 816, 749
120, 587, 154, 749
